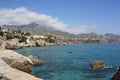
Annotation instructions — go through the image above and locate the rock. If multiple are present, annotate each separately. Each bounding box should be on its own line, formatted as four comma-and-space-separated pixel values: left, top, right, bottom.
28, 55, 43, 66
111, 67, 120, 80
36, 39, 46, 46
0, 58, 43, 80
90, 61, 105, 69
5, 38, 22, 49
29, 40, 36, 46
5, 38, 36, 49
0, 50, 33, 73
0, 36, 6, 49
0, 40, 6, 49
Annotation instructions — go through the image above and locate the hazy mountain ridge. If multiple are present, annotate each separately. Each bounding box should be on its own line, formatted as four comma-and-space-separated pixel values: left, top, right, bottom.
1, 23, 77, 38
77, 32, 105, 39
1, 23, 120, 43
105, 33, 120, 43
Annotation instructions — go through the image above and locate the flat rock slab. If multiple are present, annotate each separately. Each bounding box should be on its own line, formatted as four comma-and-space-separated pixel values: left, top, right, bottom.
0, 58, 43, 80
0, 50, 33, 73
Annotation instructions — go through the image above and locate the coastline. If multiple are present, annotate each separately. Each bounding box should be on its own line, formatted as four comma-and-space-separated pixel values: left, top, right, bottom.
0, 37, 119, 80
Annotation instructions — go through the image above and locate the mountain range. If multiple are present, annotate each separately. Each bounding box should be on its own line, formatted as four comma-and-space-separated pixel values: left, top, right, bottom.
1, 23, 120, 43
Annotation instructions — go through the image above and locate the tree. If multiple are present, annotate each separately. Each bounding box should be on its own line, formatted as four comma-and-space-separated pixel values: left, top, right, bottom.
19, 36, 27, 43
25, 32, 31, 36
0, 27, 2, 31
0, 31, 4, 36
17, 29, 22, 34
0, 27, 4, 36
6, 33, 15, 39
47, 35, 56, 43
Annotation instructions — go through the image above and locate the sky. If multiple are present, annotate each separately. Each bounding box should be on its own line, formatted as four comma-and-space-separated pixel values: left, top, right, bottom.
0, 0, 120, 34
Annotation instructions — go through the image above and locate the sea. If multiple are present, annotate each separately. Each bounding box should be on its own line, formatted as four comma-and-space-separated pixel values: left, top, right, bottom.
15, 44, 120, 80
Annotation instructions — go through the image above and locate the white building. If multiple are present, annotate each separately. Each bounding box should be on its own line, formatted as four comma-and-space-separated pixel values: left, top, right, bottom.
33, 35, 48, 39
2, 29, 8, 32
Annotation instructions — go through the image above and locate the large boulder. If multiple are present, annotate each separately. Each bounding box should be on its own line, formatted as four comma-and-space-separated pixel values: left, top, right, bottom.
0, 58, 43, 80
90, 61, 105, 69
36, 39, 46, 46
111, 67, 120, 80
28, 55, 43, 66
0, 50, 33, 73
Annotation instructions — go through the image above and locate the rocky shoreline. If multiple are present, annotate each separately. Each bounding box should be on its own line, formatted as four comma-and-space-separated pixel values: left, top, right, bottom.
0, 35, 68, 80
0, 49, 43, 80
0, 38, 58, 50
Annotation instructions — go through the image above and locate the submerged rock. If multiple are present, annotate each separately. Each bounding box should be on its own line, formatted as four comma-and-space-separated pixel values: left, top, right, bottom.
28, 55, 43, 66
111, 67, 120, 80
90, 61, 105, 69
0, 50, 33, 73
85, 74, 106, 78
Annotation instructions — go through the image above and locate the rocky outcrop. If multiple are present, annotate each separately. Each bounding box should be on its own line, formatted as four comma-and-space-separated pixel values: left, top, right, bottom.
111, 67, 120, 80
36, 39, 46, 46
5, 38, 36, 49
90, 61, 105, 69
0, 36, 55, 49
5, 38, 22, 49
28, 40, 36, 46
0, 50, 33, 73
27, 55, 43, 66
0, 58, 43, 80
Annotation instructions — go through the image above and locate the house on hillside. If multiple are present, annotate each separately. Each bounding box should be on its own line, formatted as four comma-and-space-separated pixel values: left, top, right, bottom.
32, 35, 48, 39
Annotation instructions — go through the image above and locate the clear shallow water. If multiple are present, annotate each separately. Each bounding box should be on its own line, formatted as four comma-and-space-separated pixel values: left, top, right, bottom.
15, 44, 120, 80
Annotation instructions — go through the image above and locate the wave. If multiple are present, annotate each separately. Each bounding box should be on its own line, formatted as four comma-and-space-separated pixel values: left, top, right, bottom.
104, 65, 112, 69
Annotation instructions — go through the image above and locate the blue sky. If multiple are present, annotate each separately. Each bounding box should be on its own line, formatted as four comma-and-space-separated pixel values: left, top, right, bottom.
0, 0, 120, 34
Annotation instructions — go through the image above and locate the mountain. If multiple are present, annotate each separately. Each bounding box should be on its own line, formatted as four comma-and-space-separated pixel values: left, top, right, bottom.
77, 33, 120, 43
1, 23, 77, 38
105, 33, 120, 43
77, 32, 105, 39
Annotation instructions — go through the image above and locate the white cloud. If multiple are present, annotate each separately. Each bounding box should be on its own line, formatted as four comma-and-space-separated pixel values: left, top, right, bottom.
0, 7, 96, 34
0, 7, 67, 29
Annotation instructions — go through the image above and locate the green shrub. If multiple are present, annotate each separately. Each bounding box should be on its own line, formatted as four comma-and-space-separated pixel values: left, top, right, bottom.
17, 29, 22, 33
0, 31, 4, 36
25, 32, 31, 36
6, 33, 15, 40
19, 36, 27, 43
44, 38, 55, 43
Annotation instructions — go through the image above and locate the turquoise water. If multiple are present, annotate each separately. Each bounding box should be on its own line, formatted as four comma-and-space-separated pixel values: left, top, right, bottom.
15, 44, 120, 80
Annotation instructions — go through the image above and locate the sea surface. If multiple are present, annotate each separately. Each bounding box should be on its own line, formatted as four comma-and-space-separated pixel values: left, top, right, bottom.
15, 44, 120, 80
